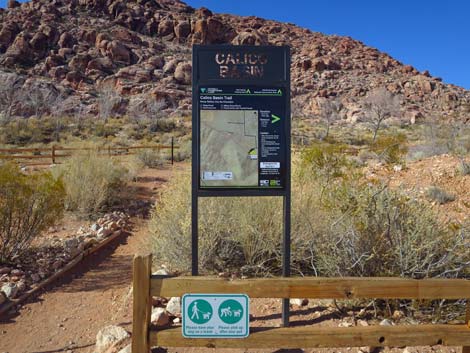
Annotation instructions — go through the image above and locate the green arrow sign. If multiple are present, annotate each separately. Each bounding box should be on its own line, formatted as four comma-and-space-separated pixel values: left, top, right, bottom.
271, 114, 281, 124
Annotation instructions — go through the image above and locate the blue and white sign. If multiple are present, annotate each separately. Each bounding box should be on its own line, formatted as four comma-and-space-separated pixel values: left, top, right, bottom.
182, 294, 249, 338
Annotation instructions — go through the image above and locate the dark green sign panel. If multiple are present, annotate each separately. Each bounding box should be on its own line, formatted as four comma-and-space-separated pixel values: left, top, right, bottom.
192, 45, 291, 195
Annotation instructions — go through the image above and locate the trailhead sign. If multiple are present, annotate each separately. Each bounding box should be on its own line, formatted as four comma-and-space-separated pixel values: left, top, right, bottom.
182, 294, 249, 338
193, 45, 290, 193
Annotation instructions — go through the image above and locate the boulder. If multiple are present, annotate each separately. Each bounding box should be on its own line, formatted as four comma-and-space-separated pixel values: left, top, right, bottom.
1, 282, 18, 299
87, 57, 114, 73
0, 22, 19, 52
107, 40, 132, 64
158, 19, 174, 37
174, 21, 191, 39
173, 61, 191, 84
95, 325, 130, 353
69, 53, 91, 71
7, 0, 20, 8
232, 30, 267, 46
151, 307, 170, 327
162, 58, 180, 74
58, 32, 75, 48
166, 296, 181, 316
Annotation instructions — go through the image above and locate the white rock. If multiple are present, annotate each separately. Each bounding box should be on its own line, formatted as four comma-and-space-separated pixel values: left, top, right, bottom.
153, 268, 169, 276
289, 298, 308, 306
91, 223, 100, 232
379, 319, 393, 326
1, 283, 18, 299
118, 344, 131, 353
94, 325, 130, 353
166, 297, 181, 316
97, 228, 112, 238
151, 307, 170, 327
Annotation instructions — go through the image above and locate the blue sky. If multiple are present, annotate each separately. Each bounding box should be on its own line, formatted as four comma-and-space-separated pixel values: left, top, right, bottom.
1, 0, 469, 89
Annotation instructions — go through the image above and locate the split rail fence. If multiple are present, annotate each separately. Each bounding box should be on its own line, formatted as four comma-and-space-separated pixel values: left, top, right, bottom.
132, 254, 470, 353
0, 138, 178, 166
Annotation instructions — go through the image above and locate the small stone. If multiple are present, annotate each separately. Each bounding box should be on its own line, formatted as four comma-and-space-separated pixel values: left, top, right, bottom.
151, 307, 169, 327
289, 298, 309, 306
173, 317, 181, 324
379, 319, 393, 326
153, 268, 169, 276
166, 297, 181, 316
91, 223, 100, 232
392, 310, 405, 320
0, 267, 11, 275
357, 319, 369, 327
1, 283, 18, 299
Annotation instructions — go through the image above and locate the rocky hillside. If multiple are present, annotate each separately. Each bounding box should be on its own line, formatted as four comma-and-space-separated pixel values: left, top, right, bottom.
1, 0, 469, 123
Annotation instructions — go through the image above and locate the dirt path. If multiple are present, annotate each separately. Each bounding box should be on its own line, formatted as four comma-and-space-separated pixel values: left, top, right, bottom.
0, 166, 176, 353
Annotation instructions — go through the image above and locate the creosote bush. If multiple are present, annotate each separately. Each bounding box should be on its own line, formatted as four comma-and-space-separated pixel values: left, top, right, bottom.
137, 149, 165, 168
425, 186, 456, 205
149, 144, 470, 279
370, 133, 408, 165
53, 152, 128, 217
0, 163, 65, 263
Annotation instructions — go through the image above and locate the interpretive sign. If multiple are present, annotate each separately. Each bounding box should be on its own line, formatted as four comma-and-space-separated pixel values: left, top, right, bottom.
192, 45, 290, 193
182, 294, 249, 338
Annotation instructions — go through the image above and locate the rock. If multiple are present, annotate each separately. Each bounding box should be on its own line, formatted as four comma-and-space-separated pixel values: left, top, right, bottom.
95, 325, 130, 353
231, 30, 267, 46
175, 21, 191, 39
158, 19, 174, 37
0, 291, 7, 305
91, 223, 100, 232
173, 317, 181, 324
153, 269, 169, 276
163, 58, 180, 74
69, 53, 91, 71
118, 344, 131, 353
31, 273, 41, 283
0, 267, 11, 275
379, 319, 393, 326
7, 0, 20, 8
151, 307, 170, 327
173, 61, 191, 84
392, 310, 405, 320
58, 32, 75, 48
64, 238, 79, 253
87, 57, 114, 74
166, 297, 181, 316
107, 40, 132, 64
1, 283, 18, 299
289, 298, 308, 307
97, 228, 112, 238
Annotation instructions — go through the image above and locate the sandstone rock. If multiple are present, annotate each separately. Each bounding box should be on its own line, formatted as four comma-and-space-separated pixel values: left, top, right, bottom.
0, 22, 19, 52
0, 291, 7, 305
158, 19, 174, 37
58, 32, 75, 48
379, 319, 393, 326
174, 61, 191, 84
95, 325, 130, 353
7, 0, 20, 9
231, 30, 267, 46
175, 21, 191, 39
153, 268, 169, 276
289, 298, 308, 306
117, 344, 131, 353
151, 307, 170, 327
1, 283, 18, 299
97, 228, 112, 238
69, 53, 91, 71
0, 267, 11, 275
107, 40, 132, 64
163, 58, 180, 74
166, 297, 181, 316
87, 57, 114, 73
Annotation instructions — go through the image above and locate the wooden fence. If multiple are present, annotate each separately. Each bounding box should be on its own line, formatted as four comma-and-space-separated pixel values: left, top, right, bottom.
132, 254, 470, 353
0, 138, 178, 166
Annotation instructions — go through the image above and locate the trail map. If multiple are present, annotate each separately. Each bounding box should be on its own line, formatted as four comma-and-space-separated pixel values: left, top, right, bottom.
200, 110, 259, 187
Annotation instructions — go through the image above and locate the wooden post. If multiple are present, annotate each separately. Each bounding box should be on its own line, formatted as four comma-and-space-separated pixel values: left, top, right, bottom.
132, 254, 152, 353
463, 299, 470, 353
51, 145, 56, 164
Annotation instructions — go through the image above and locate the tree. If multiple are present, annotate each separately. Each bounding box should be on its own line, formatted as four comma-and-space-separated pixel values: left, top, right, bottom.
318, 98, 341, 140
363, 87, 401, 142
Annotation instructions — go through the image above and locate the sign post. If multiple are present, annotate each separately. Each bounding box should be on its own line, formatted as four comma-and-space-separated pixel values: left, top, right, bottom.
191, 45, 291, 327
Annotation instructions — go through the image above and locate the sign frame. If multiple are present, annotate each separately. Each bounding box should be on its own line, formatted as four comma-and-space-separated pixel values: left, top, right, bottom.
191, 45, 291, 327
182, 293, 250, 338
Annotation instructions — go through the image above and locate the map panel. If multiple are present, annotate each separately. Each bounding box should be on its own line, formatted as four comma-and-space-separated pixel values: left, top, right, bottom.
200, 110, 258, 187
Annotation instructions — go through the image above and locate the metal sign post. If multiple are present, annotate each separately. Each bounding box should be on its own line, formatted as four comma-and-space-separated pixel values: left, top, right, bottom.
191, 45, 291, 327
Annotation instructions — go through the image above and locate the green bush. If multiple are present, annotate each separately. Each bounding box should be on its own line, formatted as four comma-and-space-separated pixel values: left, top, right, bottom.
148, 155, 470, 279
53, 152, 128, 217
0, 163, 65, 262
458, 160, 470, 176
370, 133, 408, 165
137, 149, 165, 168
425, 186, 456, 205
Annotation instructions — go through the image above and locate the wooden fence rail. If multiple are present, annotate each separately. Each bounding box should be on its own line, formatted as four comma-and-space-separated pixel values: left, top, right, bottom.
0, 139, 179, 166
132, 254, 470, 353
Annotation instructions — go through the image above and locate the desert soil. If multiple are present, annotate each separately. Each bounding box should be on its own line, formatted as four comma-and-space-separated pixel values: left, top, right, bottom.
0, 160, 463, 353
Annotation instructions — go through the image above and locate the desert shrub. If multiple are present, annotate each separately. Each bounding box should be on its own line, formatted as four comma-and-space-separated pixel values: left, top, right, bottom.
370, 133, 408, 165
53, 152, 128, 217
137, 149, 165, 168
149, 152, 470, 279
458, 160, 470, 176
425, 186, 456, 205
0, 163, 65, 263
